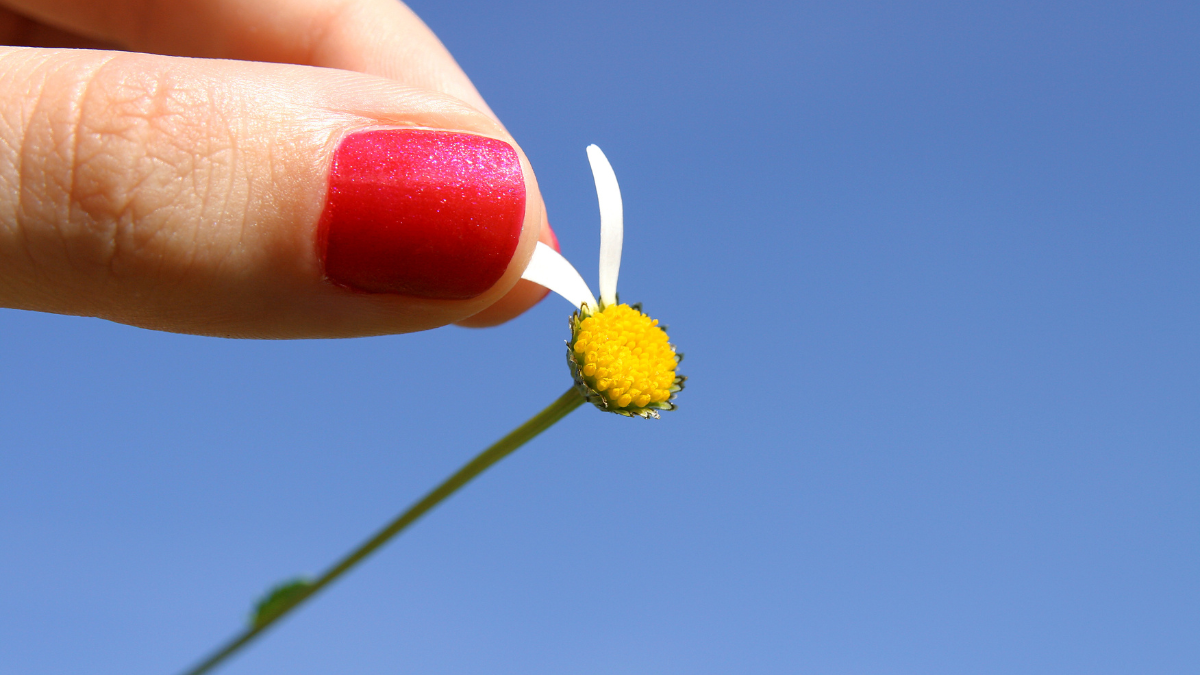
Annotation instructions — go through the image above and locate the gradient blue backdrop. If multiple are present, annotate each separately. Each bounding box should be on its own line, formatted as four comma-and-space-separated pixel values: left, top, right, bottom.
2, 1, 1197, 673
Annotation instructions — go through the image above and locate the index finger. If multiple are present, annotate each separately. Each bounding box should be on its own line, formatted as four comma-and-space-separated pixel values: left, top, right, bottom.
2, 0, 497, 118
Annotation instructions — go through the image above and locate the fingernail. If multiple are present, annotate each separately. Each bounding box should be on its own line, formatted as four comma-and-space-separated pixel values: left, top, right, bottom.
319, 129, 526, 298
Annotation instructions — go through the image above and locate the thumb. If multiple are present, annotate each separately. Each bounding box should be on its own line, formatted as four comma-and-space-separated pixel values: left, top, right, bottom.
0, 47, 545, 338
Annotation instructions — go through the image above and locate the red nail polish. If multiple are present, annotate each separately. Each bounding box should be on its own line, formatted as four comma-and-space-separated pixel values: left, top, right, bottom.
319, 129, 526, 298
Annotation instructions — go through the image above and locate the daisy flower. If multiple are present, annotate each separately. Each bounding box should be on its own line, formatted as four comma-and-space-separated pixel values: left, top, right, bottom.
181, 146, 685, 675
521, 145, 686, 418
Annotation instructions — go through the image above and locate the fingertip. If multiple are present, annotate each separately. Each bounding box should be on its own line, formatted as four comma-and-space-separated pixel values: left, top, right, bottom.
454, 217, 558, 328
543, 217, 561, 252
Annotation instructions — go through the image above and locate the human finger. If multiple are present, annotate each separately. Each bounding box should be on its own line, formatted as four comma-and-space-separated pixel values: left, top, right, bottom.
1, 0, 559, 325
0, 47, 545, 338
0, 7, 116, 50
2, 0, 495, 120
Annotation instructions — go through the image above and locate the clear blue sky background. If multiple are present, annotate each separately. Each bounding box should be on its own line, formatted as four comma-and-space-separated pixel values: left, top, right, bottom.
2, 1, 1197, 673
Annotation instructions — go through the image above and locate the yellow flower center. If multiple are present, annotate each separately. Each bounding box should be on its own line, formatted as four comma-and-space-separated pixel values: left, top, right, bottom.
573, 304, 678, 409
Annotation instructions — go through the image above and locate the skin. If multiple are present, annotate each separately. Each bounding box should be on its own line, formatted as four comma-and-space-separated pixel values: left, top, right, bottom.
0, 0, 555, 337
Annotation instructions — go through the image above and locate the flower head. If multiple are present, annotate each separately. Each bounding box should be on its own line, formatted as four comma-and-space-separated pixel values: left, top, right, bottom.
522, 146, 685, 418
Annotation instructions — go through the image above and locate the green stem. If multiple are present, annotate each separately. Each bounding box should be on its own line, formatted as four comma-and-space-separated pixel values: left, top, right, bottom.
179, 387, 586, 675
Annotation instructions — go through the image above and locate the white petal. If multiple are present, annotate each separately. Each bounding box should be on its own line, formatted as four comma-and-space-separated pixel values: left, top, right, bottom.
520, 241, 598, 311
587, 144, 623, 307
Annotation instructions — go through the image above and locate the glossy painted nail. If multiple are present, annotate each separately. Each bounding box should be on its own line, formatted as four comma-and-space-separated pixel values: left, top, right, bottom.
319, 129, 526, 298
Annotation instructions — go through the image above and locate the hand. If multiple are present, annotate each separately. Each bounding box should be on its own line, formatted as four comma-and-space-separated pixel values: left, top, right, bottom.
0, 0, 556, 337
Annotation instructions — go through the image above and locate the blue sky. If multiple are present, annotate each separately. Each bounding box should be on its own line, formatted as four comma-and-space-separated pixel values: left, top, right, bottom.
2, 1, 1197, 673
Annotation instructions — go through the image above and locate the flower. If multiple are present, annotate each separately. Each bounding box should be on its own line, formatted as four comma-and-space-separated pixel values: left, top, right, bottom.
521, 146, 685, 418
183, 147, 683, 674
